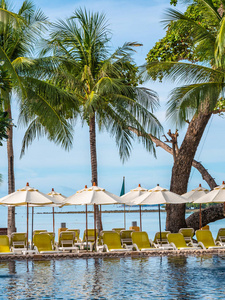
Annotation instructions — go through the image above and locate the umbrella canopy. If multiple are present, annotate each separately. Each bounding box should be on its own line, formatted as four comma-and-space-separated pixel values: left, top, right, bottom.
0, 183, 54, 206
120, 184, 148, 204
131, 185, 188, 205
194, 182, 225, 204
63, 184, 121, 206
47, 188, 66, 205
182, 184, 209, 201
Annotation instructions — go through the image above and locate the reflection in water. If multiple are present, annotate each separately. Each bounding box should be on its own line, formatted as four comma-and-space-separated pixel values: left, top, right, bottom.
0, 256, 224, 299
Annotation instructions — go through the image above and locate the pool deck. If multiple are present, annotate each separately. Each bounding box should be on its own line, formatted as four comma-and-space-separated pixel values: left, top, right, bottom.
1, 249, 225, 260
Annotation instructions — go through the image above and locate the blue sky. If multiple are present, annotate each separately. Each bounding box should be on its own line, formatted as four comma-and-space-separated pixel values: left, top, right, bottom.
0, 0, 224, 197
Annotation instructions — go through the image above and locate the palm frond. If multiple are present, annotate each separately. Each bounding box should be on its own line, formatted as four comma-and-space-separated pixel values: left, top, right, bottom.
142, 61, 223, 85
167, 82, 224, 127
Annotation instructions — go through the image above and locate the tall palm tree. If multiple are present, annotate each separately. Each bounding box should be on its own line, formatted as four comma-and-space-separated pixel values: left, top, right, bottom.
142, 0, 225, 231
20, 9, 162, 230
0, 0, 74, 235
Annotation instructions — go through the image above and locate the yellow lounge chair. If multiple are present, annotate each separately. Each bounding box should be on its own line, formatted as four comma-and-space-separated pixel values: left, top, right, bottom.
215, 228, 225, 245
102, 231, 130, 252
0, 235, 14, 255
132, 231, 157, 251
40, 232, 55, 249
120, 230, 134, 249
11, 232, 27, 253
82, 229, 98, 251
33, 230, 47, 235
66, 229, 81, 243
97, 231, 114, 252
34, 233, 60, 254
196, 230, 225, 249
178, 228, 195, 245
112, 228, 125, 234
167, 233, 200, 250
58, 231, 79, 252
151, 231, 173, 249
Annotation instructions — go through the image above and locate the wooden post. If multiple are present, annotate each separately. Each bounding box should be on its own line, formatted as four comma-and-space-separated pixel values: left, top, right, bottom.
94, 204, 96, 250
139, 205, 142, 231
158, 204, 162, 246
199, 204, 202, 229
31, 207, 34, 250
86, 204, 88, 251
52, 207, 55, 235
26, 203, 29, 250
124, 204, 126, 229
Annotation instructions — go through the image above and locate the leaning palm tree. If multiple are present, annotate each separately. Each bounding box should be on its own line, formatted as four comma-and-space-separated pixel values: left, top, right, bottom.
142, 0, 225, 231
20, 9, 162, 230
0, 0, 75, 235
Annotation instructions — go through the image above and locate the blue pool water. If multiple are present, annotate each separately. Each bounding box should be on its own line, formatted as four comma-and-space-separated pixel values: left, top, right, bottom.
0, 255, 225, 299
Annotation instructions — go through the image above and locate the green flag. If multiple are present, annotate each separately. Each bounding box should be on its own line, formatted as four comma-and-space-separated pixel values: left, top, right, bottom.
120, 176, 125, 196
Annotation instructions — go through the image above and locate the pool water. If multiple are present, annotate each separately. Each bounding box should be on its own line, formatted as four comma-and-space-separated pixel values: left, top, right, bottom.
0, 255, 225, 299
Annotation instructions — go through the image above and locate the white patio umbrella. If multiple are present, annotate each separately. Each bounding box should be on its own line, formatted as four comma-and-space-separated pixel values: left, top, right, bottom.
120, 184, 148, 230
0, 182, 55, 249
62, 183, 121, 248
182, 184, 209, 201
193, 181, 225, 229
182, 184, 209, 229
131, 184, 189, 242
47, 188, 66, 236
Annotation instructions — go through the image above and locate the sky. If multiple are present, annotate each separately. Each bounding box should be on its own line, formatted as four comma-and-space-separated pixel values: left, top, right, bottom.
0, 0, 224, 198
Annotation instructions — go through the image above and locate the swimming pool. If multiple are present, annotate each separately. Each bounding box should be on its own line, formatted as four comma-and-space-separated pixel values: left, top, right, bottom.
0, 255, 225, 299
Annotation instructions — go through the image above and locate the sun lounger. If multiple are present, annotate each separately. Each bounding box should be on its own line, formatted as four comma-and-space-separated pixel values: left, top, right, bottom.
40, 232, 55, 249
11, 232, 27, 253
66, 229, 81, 243
167, 233, 200, 250
196, 230, 225, 249
58, 231, 79, 252
33, 230, 47, 235
150, 231, 173, 249
112, 228, 125, 234
120, 230, 134, 249
102, 231, 130, 252
132, 231, 157, 251
215, 228, 225, 245
97, 231, 114, 252
34, 233, 62, 254
0, 235, 14, 255
82, 229, 98, 251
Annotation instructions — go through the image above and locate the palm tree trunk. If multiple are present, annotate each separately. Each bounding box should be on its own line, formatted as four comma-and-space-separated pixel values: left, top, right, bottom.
166, 110, 212, 232
6, 105, 16, 235
89, 113, 102, 231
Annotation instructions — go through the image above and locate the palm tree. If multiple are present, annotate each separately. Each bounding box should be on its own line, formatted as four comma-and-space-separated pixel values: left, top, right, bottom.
142, 0, 225, 231
0, 0, 74, 235
20, 8, 162, 230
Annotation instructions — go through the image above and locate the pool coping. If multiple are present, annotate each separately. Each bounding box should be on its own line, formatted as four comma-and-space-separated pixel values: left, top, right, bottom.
1, 249, 225, 260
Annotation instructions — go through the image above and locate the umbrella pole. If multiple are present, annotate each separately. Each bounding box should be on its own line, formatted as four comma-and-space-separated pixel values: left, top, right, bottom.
199, 204, 202, 230
52, 207, 55, 235
86, 204, 88, 251
31, 207, 34, 250
158, 204, 162, 246
94, 204, 97, 251
139, 205, 142, 231
100, 204, 102, 226
124, 204, 126, 229
26, 203, 29, 250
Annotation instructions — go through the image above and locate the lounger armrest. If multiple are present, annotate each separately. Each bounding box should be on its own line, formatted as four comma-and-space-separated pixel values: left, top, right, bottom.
187, 242, 194, 247
132, 243, 139, 251
170, 242, 177, 250
149, 239, 154, 247
103, 244, 109, 252
198, 242, 206, 249
215, 241, 223, 246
